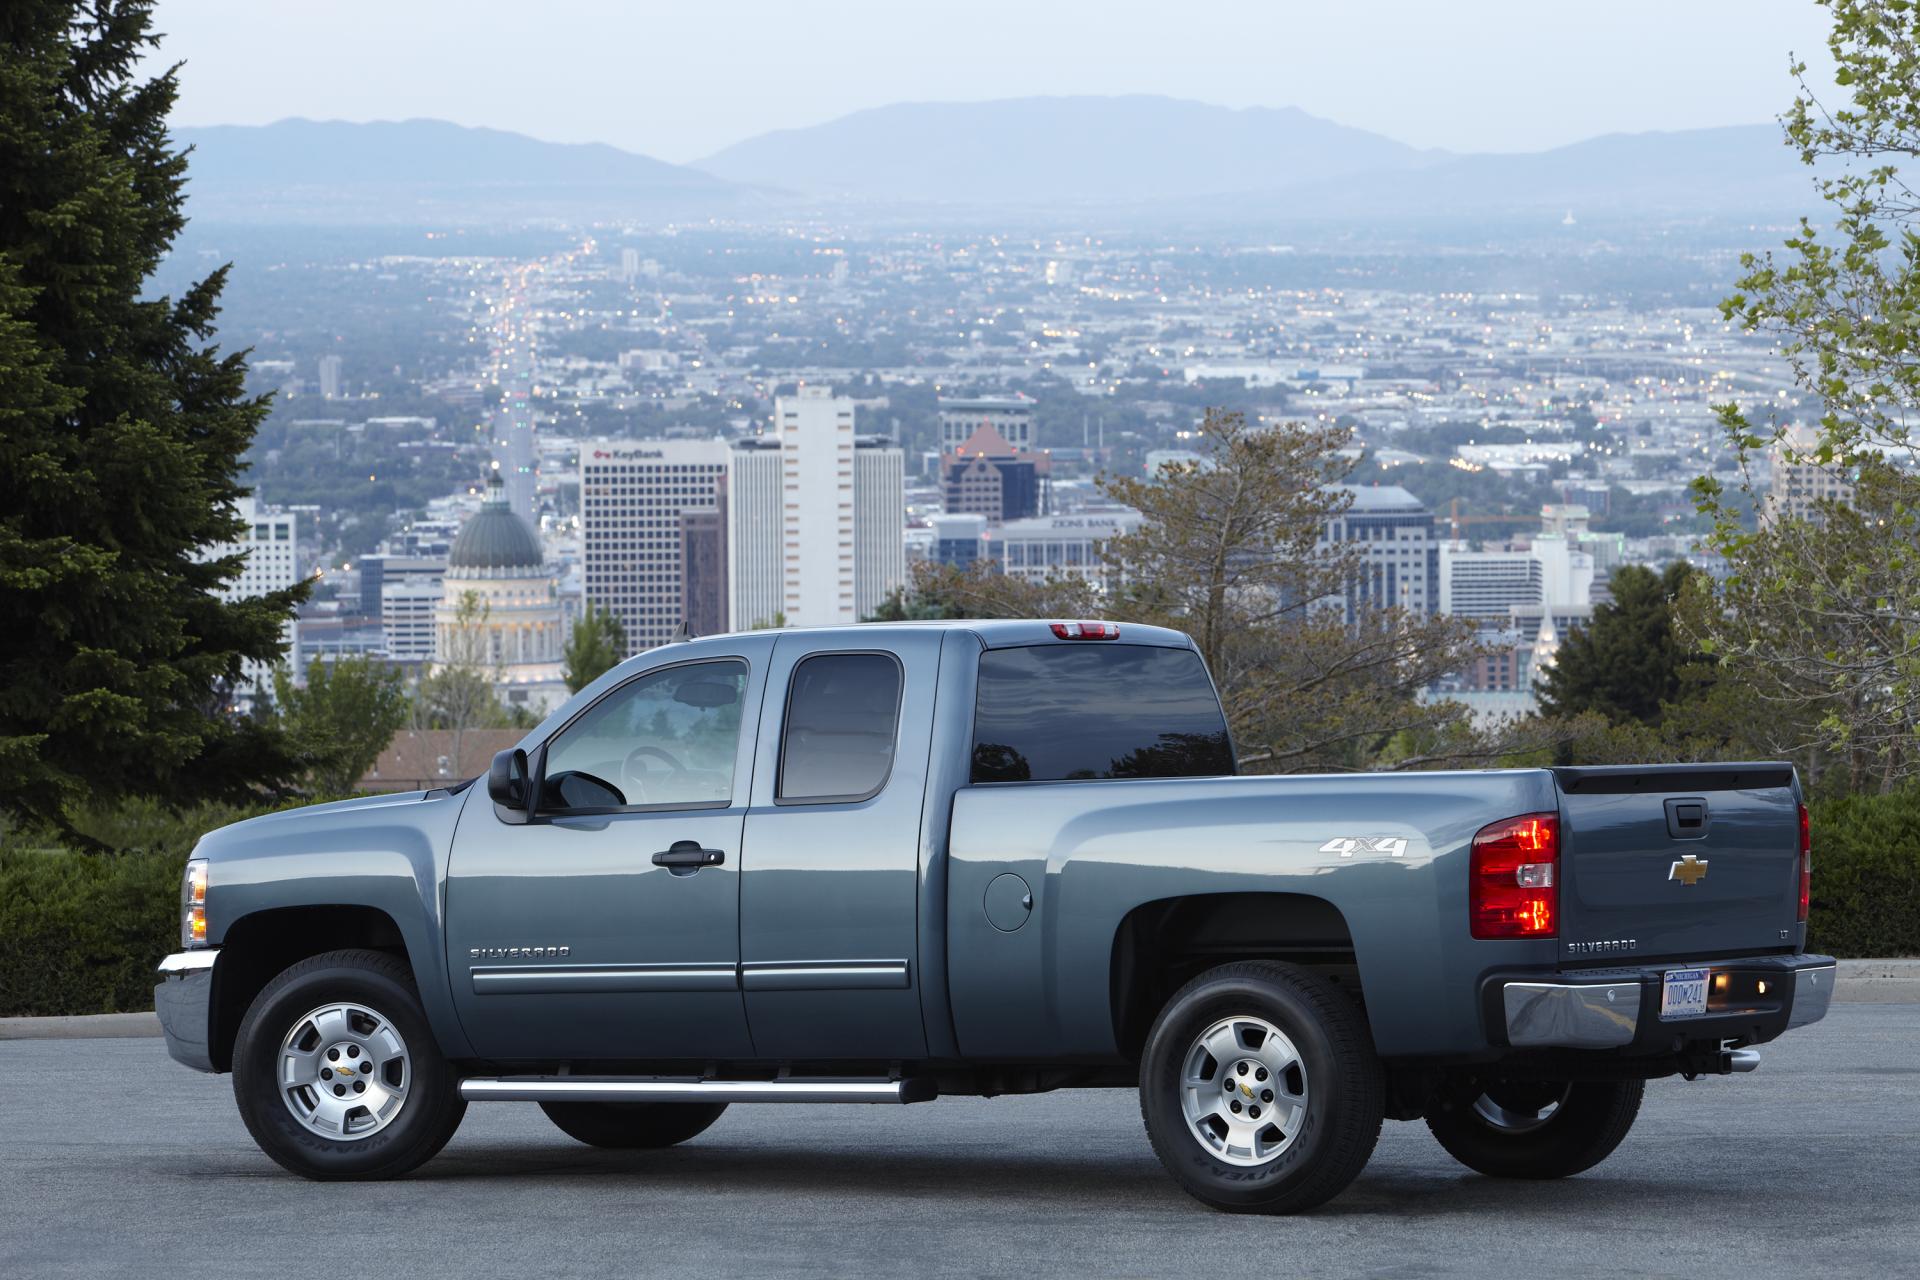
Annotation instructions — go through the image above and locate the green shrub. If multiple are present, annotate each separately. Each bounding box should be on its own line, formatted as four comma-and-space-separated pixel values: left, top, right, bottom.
0, 795, 346, 1017
1807, 789, 1920, 957
0, 845, 185, 1016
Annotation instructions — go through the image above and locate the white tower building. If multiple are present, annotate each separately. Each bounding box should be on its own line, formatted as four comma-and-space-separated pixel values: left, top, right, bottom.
727, 389, 905, 630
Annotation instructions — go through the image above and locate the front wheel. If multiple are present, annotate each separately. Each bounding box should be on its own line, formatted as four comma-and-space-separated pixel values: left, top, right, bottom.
231, 949, 466, 1180
1138, 960, 1384, 1215
1425, 1078, 1643, 1179
540, 1100, 727, 1149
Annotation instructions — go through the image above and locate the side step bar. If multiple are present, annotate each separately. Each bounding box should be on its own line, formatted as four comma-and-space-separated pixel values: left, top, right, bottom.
460, 1076, 936, 1105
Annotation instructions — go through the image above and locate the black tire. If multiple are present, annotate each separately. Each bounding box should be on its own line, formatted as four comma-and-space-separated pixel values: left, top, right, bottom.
232, 948, 466, 1180
539, 1101, 727, 1149
1139, 960, 1384, 1215
1425, 1078, 1643, 1179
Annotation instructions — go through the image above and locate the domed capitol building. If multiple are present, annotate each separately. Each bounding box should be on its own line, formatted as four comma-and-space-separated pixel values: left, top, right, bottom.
434, 470, 569, 714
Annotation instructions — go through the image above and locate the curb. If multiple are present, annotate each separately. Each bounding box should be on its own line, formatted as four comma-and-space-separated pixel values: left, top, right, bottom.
1834, 958, 1920, 1004
0, 1011, 162, 1040
4, 960, 1916, 1041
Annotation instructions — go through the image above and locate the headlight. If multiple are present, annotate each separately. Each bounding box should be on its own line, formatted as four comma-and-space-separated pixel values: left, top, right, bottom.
181, 858, 209, 948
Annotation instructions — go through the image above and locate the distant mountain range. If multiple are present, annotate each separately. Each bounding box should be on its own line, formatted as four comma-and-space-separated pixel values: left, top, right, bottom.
173, 118, 745, 222
696, 95, 1448, 204
174, 99, 1816, 225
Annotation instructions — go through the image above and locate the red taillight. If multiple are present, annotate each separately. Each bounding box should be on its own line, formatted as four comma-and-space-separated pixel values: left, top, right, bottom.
1470, 812, 1559, 940
1050, 621, 1119, 640
1797, 802, 1811, 922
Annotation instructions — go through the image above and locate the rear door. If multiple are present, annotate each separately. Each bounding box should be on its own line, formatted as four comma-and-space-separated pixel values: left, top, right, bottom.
1553, 764, 1803, 963
736, 629, 940, 1060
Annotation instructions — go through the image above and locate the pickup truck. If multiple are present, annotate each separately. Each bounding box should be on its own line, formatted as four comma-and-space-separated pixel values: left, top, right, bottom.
156, 619, 1834, 1213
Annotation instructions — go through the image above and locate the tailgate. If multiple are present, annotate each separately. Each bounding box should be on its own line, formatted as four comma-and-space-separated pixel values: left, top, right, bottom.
1552, 764, 1802, 964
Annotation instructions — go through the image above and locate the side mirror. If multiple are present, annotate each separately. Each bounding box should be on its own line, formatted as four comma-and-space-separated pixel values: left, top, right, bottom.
488, 747, 530, 811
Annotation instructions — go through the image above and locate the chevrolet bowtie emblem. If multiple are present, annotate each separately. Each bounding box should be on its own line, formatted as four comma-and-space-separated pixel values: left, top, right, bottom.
1669, 854, 1710, 886
337, 1066, 355, 1077
1240, 1083, 1254, 1098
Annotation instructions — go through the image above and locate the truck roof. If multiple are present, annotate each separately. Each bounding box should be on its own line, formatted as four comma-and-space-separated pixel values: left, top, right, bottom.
666, 618, 1198, 653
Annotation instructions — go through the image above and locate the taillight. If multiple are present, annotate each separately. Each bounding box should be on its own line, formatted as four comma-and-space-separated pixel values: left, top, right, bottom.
1050, 621, 1119, 640
1470, 812, 1559, 940
1797, 802, 1811, 923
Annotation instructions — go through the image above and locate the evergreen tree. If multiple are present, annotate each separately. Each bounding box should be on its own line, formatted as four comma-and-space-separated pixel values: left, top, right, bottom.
1540, 563, 1702, 725
0, 1, 306, 835
562, 601, 628, 692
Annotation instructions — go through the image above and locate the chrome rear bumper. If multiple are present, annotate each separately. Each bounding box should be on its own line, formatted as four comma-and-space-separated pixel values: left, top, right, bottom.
1497, 953, 1836, 1052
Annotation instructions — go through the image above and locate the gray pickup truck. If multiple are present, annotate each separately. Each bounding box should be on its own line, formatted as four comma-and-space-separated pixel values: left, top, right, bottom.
157, 619, 1833, 1213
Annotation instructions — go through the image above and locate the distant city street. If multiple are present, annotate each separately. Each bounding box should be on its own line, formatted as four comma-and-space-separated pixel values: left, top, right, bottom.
6, 1006, 1914, 1278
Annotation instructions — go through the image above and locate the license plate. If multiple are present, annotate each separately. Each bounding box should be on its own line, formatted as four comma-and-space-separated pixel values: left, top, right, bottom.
1661, 967, 1710, 1020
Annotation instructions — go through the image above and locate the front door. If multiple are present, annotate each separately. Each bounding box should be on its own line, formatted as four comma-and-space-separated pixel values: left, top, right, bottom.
737, 629, 939, 1060
446, 640, 772, 1061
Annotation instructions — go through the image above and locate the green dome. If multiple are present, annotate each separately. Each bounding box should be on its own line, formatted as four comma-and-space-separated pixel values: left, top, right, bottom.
449, 472, 543, 570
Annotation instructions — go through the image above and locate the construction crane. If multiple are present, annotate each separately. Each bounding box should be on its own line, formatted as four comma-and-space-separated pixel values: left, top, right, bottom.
1445, 498, 1535, 543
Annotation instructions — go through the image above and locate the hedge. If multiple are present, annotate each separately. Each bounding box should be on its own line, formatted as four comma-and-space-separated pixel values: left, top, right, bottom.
2, 789, 1915, 1018
0, 796, 329, 1018
0, 845, 184, 1016
1807, 789, 1920, 957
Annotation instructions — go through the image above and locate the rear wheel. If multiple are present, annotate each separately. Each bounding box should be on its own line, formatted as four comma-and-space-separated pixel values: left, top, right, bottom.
539, 1101, 727, 1149
1426, 1078, 1643, 1179
232, 949, 465, 1180
1138, 960, 1383, 1214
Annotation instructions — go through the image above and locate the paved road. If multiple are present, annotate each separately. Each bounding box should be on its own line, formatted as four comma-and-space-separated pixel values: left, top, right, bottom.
4, 1006, 1914, 1279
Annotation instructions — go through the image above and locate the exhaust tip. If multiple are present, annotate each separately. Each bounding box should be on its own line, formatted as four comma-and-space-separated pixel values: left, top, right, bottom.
1726, 1048, 1761, 1073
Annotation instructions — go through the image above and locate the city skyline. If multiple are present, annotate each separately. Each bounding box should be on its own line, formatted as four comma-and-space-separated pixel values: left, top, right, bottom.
150, 0, 1839, 162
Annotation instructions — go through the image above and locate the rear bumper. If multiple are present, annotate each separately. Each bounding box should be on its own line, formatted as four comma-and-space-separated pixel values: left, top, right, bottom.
1488, 952, 1835, 1052
154, 950, 219, 1072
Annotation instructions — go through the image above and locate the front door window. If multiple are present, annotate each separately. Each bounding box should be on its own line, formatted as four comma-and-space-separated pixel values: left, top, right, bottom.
540, 659, 748, 811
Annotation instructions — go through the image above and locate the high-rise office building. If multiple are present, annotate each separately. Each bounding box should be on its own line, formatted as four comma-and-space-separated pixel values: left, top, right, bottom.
619, 247, 641, 283
1438, 535, 1593, 628
941, 424, 1046, 522
380, 578, 443, 664
938, 394, 1034, 453
995, 510, 1143, 585
581, 439, 729, 654
726, 440, 784, 629
205, 496, 301, 700
680, 498, 728, 639
1765, 426, 1855, 524
727, 390, 906, 629
854, 436, 906, 620
1322, 485, 1438, 622
317, 354, 343, 400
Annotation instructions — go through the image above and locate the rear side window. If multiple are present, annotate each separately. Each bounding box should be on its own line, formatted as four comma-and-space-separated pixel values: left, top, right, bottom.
971, 644, 1234, 783
778, 652, 903, 802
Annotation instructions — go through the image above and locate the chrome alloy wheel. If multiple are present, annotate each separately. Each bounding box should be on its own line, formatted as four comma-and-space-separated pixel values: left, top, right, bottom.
1470, 1081, 1572, 1134
278, 1002, 412, 1140
1178, 1015, 1310, 1167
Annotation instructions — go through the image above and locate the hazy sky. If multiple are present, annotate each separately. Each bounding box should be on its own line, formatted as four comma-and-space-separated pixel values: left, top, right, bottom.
151, 0, 1840, 163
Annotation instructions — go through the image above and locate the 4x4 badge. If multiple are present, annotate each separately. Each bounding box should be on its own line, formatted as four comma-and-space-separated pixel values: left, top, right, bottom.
1319, 836, 1408, 858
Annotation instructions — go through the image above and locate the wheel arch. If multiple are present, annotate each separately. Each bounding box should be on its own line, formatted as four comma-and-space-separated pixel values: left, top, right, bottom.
1109, 892, 1364, 1061
210, 905, 421, 1072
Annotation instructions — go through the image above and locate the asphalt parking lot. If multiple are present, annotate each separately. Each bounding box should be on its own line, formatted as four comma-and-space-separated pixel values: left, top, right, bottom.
4, 1004, 1914, 1279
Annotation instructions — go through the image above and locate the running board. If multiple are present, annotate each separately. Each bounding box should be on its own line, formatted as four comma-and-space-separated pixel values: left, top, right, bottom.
459, 1075, 936, 1105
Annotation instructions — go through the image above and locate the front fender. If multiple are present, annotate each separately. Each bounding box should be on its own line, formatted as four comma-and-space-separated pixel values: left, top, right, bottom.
195, 787, 476, 1059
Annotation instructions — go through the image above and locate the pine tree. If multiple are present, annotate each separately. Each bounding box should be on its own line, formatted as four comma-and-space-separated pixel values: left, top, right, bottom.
1539, 563, 1702, 725
0, 2, 306, 835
